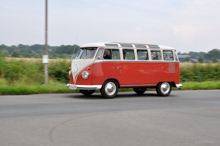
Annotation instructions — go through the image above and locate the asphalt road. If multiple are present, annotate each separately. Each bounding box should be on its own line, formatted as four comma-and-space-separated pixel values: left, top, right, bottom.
0, 90, 220, 146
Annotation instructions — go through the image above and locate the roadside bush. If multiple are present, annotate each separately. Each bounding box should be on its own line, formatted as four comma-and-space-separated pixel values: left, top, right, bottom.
180, 69, 195, 82
180, 63, 220, 82
49, 60, 71, 83
0, 53, 7, 78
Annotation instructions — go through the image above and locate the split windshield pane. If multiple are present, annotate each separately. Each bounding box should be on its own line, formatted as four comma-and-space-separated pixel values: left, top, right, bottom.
77, 47, 97, 59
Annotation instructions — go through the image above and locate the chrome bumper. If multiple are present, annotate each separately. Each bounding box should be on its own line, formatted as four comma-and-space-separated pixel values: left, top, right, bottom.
176, 84, 183, 89
67, 84, 102, 90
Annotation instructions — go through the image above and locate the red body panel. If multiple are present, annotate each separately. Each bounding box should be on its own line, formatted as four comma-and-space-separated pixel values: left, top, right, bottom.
73, 62, 180, 87
70, 71, 74, 84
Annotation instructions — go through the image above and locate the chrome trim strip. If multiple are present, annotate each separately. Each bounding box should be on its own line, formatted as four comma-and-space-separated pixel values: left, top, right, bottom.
67, 84, 102, 90
176, 84, 183, 89
120, 84, 156, 87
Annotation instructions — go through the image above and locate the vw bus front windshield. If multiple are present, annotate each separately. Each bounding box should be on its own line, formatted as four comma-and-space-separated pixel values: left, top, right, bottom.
74, 47, 97, 59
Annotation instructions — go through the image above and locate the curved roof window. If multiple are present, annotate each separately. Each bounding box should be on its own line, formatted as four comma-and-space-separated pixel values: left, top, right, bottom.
105, 44, 118, 47
120, 44, 133, 47
134, 45, 147, 48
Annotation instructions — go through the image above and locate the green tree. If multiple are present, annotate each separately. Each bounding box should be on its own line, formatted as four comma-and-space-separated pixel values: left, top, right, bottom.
212, 57, 218, 63
189, 51, 206, 58
198, 57, 204, 63
205, 49, 220, 60
0, 50, 9, 57
11, 50, 20, 57
184, 57, 191, 62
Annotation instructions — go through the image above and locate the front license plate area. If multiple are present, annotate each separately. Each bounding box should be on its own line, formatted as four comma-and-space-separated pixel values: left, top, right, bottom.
69, 85, 77, 89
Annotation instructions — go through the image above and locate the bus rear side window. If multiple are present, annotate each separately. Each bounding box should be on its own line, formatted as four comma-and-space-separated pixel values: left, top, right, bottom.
112, 49, 120, 60
163, 50, 174, 61
137, 50, 148, 60
151, 51, 161, 60
123, 49, 135, 60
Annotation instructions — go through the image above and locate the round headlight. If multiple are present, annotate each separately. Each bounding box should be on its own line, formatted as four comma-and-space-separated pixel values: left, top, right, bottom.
82, 71, 89, 79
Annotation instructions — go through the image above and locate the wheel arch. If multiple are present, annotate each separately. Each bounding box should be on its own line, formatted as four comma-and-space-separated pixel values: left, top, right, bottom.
103, 78, 120, 88
157, 81, 175, 87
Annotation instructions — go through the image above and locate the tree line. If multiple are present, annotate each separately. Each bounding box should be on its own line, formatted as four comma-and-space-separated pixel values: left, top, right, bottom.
0, 44, 80, 59
178, 49, 220, 63
0, 44, 219, 61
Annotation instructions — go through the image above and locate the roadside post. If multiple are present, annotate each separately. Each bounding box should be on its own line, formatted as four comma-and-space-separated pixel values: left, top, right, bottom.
44, 0, 48, 84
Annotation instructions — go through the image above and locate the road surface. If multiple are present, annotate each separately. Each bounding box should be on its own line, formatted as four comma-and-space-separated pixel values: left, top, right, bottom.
0, 90, 220, 146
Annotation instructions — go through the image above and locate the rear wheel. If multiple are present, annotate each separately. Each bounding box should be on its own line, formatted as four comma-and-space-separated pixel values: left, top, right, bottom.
133, 87, 147, 95
156, 82, 171, 96
79, 90, 95, 96
100, 80, 118, 98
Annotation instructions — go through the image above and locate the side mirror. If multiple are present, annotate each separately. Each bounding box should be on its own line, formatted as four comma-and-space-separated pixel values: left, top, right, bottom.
96, 56, 101, 60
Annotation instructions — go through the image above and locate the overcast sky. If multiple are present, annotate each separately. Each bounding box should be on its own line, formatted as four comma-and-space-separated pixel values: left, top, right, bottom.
0, 0, 219, 52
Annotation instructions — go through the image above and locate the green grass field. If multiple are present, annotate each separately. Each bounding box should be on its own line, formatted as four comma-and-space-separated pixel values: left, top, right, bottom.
0, 56, 220, 95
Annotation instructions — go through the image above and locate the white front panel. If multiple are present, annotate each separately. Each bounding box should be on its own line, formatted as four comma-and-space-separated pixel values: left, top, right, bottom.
71, 59, 94, 84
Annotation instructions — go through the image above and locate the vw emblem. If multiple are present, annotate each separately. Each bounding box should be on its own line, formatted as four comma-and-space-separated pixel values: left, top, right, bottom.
73, 63, 79, 73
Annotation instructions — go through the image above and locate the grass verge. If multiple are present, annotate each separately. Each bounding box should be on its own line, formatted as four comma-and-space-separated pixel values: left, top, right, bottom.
180, 81, 220, 90
0, 83, 76, 95
0, 81, 220, 95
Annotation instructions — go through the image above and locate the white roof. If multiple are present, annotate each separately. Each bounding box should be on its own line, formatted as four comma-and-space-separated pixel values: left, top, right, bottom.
81, 42, 175, 50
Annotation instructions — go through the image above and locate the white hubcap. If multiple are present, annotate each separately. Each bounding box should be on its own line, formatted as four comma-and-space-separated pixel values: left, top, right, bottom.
160, 82, 170, 94
105, 82, 116, 96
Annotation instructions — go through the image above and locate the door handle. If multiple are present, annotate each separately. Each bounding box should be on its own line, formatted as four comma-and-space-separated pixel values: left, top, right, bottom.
117, 66, 121, 69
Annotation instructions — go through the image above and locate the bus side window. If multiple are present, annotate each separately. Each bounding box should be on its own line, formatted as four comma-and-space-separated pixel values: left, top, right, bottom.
123, 49, 135, 60
95, 48, 104, 60
112, 49, 120, 60
151, 51, 162, 60
137, 50, 149, 60
163, 50, 174, 61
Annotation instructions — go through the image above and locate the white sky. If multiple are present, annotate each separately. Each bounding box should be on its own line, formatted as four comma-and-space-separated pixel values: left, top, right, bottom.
0, 0, 220, 52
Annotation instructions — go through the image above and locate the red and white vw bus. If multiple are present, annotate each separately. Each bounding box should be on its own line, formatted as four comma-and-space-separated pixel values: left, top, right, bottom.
67, 42, 182, 98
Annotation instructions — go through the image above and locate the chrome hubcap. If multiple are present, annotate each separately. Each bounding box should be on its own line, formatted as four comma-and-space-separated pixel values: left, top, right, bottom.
160, 82, 170, 94
105, 82, 116, 96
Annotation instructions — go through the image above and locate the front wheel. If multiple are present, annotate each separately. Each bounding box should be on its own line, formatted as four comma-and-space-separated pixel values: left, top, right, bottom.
80, 90, 95, 96
100, 80, 118, 98
156, 82, 172, 96
133, 87, 147, 95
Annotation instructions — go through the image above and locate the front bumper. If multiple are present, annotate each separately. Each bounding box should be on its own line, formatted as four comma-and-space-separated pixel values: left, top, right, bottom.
176, 84, 183, 89
67, 84, 102, 90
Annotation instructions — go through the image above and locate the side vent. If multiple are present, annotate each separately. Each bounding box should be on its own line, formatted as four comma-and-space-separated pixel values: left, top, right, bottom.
169, 63, 175, 73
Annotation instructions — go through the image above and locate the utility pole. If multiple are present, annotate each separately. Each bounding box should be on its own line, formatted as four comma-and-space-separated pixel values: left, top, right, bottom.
43, 0, 48, 84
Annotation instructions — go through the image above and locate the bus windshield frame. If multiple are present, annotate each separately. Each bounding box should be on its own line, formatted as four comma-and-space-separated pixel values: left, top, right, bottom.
74, 47, 98, 59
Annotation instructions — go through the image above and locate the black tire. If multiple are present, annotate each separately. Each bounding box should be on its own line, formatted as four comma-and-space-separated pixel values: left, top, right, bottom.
100, 80, 118, 98
156, 82, 172, 96
133, 87, 147, 95
79, 90, 95, 96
